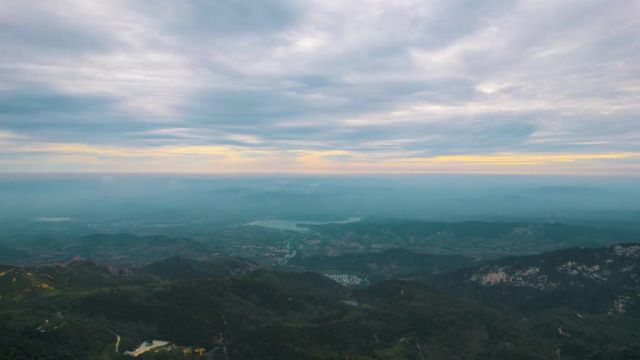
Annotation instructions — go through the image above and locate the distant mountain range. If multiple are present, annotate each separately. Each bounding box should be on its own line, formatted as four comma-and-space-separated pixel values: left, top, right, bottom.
305, 219, 639, 256
1, 220, 638, 267
0, 233, 214, 265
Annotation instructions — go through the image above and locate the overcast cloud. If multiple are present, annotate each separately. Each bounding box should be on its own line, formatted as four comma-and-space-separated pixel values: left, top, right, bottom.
0, 0, 639, 174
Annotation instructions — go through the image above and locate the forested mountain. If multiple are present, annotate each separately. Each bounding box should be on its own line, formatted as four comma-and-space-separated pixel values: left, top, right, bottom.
1, 244, 639, 359
438, 243, 640, 315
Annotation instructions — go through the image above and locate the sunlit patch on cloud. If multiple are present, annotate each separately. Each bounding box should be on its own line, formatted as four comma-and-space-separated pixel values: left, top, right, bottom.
0, 130, 26, 141
1, 137, 638, 175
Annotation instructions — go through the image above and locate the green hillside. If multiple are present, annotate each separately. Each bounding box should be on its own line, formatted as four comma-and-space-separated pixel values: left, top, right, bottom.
1, 245, 639, 359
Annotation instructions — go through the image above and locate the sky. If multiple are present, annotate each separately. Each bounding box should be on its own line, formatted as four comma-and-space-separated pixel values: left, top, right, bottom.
0, 0, 639, 175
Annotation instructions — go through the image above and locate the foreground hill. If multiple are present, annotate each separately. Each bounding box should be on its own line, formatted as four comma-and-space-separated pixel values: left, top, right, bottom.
1, 245, 639, 359
437, 243, 640, 315
139, 255, 260, 280
0, 266, 548, 359
289, 247, 475, 282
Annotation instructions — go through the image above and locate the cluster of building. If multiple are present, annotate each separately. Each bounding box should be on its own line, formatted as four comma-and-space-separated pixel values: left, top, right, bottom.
323, 273, 364, 286
124, 340, 173, 357
124, 335, 228, 358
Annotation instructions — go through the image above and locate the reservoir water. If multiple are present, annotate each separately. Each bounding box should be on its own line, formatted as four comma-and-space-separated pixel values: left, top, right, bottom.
247, 217, 361, 232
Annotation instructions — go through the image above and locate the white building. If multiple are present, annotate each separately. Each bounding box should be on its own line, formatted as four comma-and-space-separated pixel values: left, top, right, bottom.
124, 340, 172, 357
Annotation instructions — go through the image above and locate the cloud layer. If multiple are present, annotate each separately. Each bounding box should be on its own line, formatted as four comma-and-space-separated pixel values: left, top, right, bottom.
1, 0, 639, 174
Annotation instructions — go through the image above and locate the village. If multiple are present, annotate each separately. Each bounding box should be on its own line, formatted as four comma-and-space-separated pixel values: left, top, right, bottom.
323, 272, 366, 287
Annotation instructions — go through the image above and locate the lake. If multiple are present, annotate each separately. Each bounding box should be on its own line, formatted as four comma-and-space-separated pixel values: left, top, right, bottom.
247, 217, 362, 232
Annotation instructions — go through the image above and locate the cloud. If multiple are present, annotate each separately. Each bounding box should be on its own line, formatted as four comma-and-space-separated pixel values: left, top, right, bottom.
1, 138, 637, 174
131, 0, 300, 37
0, 88, 112, 115
0, 0, 639, 174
